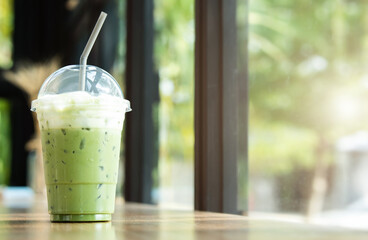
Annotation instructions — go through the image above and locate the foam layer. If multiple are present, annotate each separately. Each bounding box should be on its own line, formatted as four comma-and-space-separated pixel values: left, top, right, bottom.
32, 91, 130, 129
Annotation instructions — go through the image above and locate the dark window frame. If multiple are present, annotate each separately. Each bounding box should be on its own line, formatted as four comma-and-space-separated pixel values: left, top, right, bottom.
123, 0, 248, 213
195, 0, 247, 214
124, 0, 158, 204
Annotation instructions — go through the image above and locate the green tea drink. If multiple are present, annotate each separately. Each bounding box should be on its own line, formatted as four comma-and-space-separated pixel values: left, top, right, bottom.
41, 128, 120, 221
33, 90, 130, 222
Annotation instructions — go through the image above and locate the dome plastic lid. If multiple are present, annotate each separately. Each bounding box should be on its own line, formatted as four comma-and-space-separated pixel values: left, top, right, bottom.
31, 65, 131, 112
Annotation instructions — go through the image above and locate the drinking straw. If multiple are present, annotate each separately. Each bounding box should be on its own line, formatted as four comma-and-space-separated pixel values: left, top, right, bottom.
79, 12, 107, 91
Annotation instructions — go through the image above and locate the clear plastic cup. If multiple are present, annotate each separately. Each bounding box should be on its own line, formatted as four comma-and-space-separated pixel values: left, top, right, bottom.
31, 65, 131, 222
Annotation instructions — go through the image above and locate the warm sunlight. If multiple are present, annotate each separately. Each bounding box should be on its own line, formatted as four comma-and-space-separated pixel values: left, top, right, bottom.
333, 95, 360, 121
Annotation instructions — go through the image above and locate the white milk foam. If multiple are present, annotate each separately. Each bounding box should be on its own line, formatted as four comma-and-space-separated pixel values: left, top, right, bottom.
32, 91, 130, 129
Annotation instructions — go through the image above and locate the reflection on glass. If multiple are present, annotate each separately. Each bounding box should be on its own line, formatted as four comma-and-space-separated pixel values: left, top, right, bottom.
249, 0, 368, 229
48, 222, 116, 240
0, 99, 11, 185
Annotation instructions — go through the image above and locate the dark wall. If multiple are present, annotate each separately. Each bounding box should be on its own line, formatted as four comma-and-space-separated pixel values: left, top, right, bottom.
12, 0, 118, 70
0, 73, 34, 186
12, 0, 69, 65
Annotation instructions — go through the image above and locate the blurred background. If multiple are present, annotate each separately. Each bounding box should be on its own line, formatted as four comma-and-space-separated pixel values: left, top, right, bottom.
1, 0, 368, 230
0, 0, 195, 209
249, 0, 368, 229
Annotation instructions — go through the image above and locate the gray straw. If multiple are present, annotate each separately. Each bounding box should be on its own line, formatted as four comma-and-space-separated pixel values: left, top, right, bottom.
79, 12, 107, 91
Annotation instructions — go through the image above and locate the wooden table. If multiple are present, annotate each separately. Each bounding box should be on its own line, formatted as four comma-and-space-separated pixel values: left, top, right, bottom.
0, 196, 368, 240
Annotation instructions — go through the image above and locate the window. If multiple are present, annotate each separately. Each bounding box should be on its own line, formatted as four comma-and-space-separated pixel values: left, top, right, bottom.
0, 0, 13, 69
249, 0, 368, 228
154, 0, 195, 209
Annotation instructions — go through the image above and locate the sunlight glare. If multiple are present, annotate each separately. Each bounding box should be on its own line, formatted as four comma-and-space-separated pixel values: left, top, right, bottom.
333, 95, 360, 121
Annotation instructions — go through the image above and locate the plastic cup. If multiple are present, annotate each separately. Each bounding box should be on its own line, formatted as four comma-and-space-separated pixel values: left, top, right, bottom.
31, 65, 131, 222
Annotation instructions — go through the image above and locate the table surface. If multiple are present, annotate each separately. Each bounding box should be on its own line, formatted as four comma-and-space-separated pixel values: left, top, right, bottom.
1, 196, 368, 240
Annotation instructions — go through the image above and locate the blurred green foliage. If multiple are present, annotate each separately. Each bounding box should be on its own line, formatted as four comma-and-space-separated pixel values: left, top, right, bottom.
0, 99, 11, 185
249, 0, 368, 175
0, 0, 13, 69
154, 0, 194, 166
